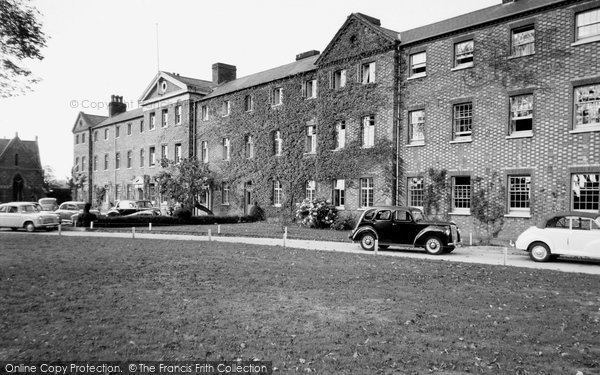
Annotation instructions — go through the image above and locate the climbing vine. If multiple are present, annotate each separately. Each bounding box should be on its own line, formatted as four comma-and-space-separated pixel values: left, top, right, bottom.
471, 172, 506, 244
422, 168, 449, 220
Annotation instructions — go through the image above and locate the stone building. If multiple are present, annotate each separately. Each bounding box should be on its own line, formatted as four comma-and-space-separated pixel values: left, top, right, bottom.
0, 133, 44, 202
72, 0, 599, 238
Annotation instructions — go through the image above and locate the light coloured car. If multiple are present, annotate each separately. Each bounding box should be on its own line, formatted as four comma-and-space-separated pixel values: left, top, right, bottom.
107, 200, 157, 216
54, 201, 87, 224
38, 197, 58, 211
515, 211, 600, 262
0, 202, 59, 232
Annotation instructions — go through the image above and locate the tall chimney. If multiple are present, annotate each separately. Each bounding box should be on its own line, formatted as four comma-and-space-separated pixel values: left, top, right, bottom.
108, 95, 127, 117
212, 63, 237, 85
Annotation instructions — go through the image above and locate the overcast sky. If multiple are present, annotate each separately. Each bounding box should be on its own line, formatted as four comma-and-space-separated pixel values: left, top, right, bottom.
1, 0, 499, 179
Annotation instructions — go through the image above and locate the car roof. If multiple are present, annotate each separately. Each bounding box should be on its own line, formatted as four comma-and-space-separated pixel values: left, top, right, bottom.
61, 201, 86, 205
540, 211, 600, 227
0, 201, 38, 206
365, 206, 423, 211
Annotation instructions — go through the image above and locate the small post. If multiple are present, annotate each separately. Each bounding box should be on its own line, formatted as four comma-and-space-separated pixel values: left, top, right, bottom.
132, 226, 136, 239
58, 224, 61, 236
503, 247, 508, 266
283, 227, 288, 248
469, 233, 473, 246
90, 221, 94, 229
208, 228, 212, 241
374, 239, 379, 255
149, 222, 152, 231
217, 224, 221, 235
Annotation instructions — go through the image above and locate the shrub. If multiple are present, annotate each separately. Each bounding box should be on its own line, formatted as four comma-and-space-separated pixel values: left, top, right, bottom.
295, 198, 337, 229
174, 208, 192, 221
93, 214, 257, 227
249, 204, 266, 221
332, 211, 357, 231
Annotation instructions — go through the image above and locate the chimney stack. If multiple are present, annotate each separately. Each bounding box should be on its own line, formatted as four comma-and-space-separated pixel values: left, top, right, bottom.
212, 63, 237, 85
502, 0, 517, 4
296, 50, 320, 61
108, 95, 127, 117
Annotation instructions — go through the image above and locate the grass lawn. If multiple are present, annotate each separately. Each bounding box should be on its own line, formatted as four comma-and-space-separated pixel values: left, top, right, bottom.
1, 233, 599, 374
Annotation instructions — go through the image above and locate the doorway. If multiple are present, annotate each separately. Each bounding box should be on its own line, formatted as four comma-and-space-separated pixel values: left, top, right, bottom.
244, 181, 253, 215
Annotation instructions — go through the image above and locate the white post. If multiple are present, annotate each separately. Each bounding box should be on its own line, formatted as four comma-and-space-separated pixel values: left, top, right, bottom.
132, 227, 135, 239
58, 224, 61, 236
469, 233, 473, 246
217, 224, 221, 235
208, 229, 212, 241
503, 247, 508, 266
283, 227, 288, 248
90, 221, 94, 229
374, 239, 379, 255
149, 222, 152, 231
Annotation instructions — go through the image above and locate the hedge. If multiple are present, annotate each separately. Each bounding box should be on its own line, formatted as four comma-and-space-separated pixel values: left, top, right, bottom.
93, 214, 258, 228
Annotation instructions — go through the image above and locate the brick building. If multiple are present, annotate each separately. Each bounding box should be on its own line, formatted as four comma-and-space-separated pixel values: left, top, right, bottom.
73, 0, 599, 238
0, 133, 44, 202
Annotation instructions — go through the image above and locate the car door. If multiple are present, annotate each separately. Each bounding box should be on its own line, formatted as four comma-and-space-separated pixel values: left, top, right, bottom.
373, 210, 393, 243
0, 205, 8, 227
568, 217, 600, 257
5, 205, 21, 227
543, 215, 570, 253
392, 210, 420, 245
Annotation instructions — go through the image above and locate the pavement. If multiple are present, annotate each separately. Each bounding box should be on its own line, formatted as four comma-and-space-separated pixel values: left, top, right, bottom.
10, 227, 599, 275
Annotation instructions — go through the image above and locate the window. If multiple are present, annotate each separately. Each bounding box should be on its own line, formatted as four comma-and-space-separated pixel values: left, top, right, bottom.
149, 147, 156, 167
161, 145, 168, 160
408, 177, 424, 208
510, 94, 533, 135
452, 176, 471, 213
245, 135, 254, 159
576, 8, 600, 42
361, 115, 375, 148
104, 154, 109, 170
115, 126, 120, 138
201, 106, 208, 120
127, 123, 132, 135
245, 95, 254, 112
162, 109, 168, 127
222, 100, 231, 116
174, 143, 182, 163
306, 180, 316, 201
454, 40, 474, 68
75, 134, 79, 144
149, 113, 156, 130
94, 131, 98, 141
572, 173, 599, 211
333, 69, 346, 89
115, 184, 121, 201
140, 120, 144, 133
360, 178, 374, 208
14, 153, 18, 166
409, 52, 426, 78
305, 124, 317, 153
453, 103, 473, 140
81, 156, 86, 170
574, 84, 600, 129
273, 181, 282, 207
127, 150, 132, 168
222, 138, 230, 160
222, 183, 230, 205
140, 149, 145, 167
511, 26, 535, 57
332, 179, 345, 208
335, 121, 346, 150
409, 110, 425, 144
360, 61, 376, 84
303, 79, 317, 98
81, 133, 85, 143
508, 176, 531, 214
175, 105, 182, 125
273, 130, 282, 156
104, 128, 109, 140
93, 155, 98, 171
126, 184, 132, 200
74, 157, 79, 172
115, 152, 120, 169
201, 141, 208, 163
271, 87, 283, 106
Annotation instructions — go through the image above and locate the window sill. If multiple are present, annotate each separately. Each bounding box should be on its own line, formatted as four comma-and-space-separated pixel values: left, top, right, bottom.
449, 211, 470, 216
221, 203, 230, 206
506, 132, 533, 139
304, 97, 316, 100
451, 64, 473, 72
571, 35, 600, 47
274, 204, 282, 208
406, 142, 425, 147
336, 206, 345, 210
303, 152, 317, 156
504, 212, 531, 218
450, 137, 472, 144
507, 53, 535, 60
408, 73, 427, 80
570, 125, 600, 134
271, 104, 283, 108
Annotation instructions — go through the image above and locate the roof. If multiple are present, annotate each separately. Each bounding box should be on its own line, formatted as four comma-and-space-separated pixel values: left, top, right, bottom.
0, 135, 41, 168
202, 54, 319, 100
162, 72, 214, 93
81, 113, 107, 127
95, 107, 143, 128
400, 0, 568, 45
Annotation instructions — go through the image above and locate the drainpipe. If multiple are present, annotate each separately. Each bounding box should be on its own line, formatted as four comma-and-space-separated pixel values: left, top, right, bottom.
393, 41, 401, 206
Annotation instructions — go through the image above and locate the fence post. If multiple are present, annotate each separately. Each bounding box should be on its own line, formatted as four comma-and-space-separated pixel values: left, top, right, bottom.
503, 247, 508, 266
217, 224, 221, 235
208, 229, 212, 241
90, 221, 94, 229
132, 227, 135, 239
58, 224, 61, 236
469, 233, 473, 246
149, 222, 152, 231
374, 239, 378, 255
283, 227, 288, 248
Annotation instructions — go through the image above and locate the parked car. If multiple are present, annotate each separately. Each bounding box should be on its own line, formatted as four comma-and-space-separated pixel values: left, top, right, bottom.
0, 202, 59, 231
349, 206, 461, 254
54, 201, 95, 224
38, 197, 58, 211
107, 200, 159, 216
515, 211, 600, 262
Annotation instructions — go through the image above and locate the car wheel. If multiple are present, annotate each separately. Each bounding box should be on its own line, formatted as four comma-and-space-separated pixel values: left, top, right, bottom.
529, 242, 551, 262
378, 245, 389, 250
24, 222, 35, 232
424, 236, 444, 255
360, 232, 376, 251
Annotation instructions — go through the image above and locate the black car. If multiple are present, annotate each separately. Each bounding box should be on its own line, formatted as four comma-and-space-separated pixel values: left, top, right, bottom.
349, 206, 460, 254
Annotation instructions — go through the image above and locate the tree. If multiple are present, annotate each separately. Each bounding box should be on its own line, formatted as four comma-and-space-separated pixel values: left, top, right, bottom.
0, 0, 47, 97
154, 158, 214, 209
42, 165, 59, 192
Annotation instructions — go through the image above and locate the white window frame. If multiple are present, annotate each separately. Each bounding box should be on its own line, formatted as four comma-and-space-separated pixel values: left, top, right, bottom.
333, 69, 346, 89
104, 128, 109, 140
174, 143, 182, 163
511, 26, 535, 57
222, 182, 230, 205
222, 138, 230, 161
161, 109, 169, 127
453, 102, 473, 140
305, 124, 317, 154
115, 152, 120, 170
201, 141, 208, 163
335, 121, 346, 150
274, 130, 283, 156
149, 112, 156, 130
574, 83, 600, 131
409, 52, 427, 78
273, 181, 283, 207
572, 173, 600, 212
201, 106, 209, 121
360, 61, 376, 84
139, 149, 145, 167
452, 176, 471, 214
361, 115, 375, 148
161, 145, 168, 161
576, 7, 600, 42
245, 95, 254, 112
127, 123, 132, 136
175, 105, 182, 125
359, 177, 374, 208
245, 135, 254, 159
104, 154, 109, 170
510, 94, 534, 136
507, 175, 531, 215
306, 180, 316, 201
222, 100, 231, 117
271, 87, 283, 106
409, 110, 425, 144
332, 179, 345, 209
408, 177, 424, 208
303, 79, 317, 99
454, 40, 474, 69
126, 150, 132, 169
149, 147, 156, 167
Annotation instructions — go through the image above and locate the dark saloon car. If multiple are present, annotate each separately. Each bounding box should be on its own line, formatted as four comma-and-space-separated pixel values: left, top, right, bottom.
349, 206, 461, 254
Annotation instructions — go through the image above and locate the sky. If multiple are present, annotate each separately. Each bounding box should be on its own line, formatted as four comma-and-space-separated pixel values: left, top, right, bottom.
1, 0, 499, 180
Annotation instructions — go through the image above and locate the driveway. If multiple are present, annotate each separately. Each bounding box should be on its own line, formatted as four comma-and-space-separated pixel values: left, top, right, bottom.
16, 229, 600, 275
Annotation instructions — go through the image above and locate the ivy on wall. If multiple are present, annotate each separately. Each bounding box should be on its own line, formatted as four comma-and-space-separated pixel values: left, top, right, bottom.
422, 168, 449, 220
471, 172, 506, 243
